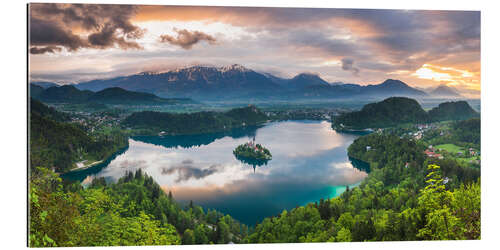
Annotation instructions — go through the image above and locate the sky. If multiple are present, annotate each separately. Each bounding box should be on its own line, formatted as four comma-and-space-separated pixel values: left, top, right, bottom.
28, 3, 481, 97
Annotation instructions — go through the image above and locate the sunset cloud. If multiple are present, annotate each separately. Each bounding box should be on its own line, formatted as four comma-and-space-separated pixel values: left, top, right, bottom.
159, 29, 217, 49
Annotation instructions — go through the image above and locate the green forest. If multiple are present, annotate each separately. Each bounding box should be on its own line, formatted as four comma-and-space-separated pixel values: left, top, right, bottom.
122, 105, 268, 135
29, 168, 247, 246
30, 98, 128, 173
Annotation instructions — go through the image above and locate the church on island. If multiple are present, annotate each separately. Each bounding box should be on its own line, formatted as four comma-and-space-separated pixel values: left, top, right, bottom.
233, 137, 272, 162
245, 137, 265, 153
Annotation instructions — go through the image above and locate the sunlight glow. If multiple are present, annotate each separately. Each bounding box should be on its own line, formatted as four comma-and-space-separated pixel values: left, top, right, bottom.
321, 60, 341, 66
413, 64, 453, 81
412, 64, 477, 86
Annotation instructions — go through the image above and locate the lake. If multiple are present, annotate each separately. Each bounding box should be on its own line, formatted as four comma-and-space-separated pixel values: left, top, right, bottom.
63, 120, 368, 225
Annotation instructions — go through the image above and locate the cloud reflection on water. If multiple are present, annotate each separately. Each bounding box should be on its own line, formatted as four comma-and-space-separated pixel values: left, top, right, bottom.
161, 160, 225, 183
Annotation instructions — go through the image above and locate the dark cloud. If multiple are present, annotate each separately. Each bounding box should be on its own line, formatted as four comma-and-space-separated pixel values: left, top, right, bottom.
341, 58, 360, 76
161, 159, 223, 182
29, 17, 87, 51
29, 46, 62, 54
159, 29, 217, 49
29, 3, 144, 54
287, 29, 362, 58
87, 23, 142, 50
345, 9, 428, 33
169, 7, 479, 74
358, 10, 480, 69
371, 33, 426, 54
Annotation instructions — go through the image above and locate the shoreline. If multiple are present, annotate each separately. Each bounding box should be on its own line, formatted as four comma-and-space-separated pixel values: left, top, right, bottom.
72, 160, 104, 172
128, 118, 332, 137
129, 120, 269, 137
61, 144, 130, 175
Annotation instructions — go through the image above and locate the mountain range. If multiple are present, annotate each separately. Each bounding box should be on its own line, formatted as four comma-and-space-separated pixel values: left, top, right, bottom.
32, 64, 469, 101
30, 84, 193, 105
66, 64, 428, 100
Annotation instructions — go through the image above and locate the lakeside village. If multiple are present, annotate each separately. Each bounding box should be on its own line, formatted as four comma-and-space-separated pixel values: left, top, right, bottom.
68, 110, 125, 135
365, 122, 481, 166
233, 137, 272, 161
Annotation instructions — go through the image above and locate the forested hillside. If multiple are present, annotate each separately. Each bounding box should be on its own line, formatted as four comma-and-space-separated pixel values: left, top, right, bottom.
333, 97, 478, 130
30, 98, 70, 122
37, 85, 94, 103
333, 97, 429, 130
423, 118, 481, 149
29, 99, 128, 173
123, 105, 268, 135
428, 101, 478, 121
452, 118, 481, 145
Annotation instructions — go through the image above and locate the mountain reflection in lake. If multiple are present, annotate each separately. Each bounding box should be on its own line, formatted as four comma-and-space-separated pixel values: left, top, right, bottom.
66, 121, 368, 225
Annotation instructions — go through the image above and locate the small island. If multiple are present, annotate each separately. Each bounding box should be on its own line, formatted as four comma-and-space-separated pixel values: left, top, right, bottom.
233, 137, 272, 161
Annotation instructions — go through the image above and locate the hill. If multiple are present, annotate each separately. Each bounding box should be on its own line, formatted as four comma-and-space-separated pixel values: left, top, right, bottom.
30, 100, 128, 173
37, 85, 94, 103
428, 101, 478, 121
123, 105, 268, 135
333, 97, 429, 129
333, 97, 478, 130
30, 98, 70, 122
33, 85, 193, 105
75, 64, 428, 100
